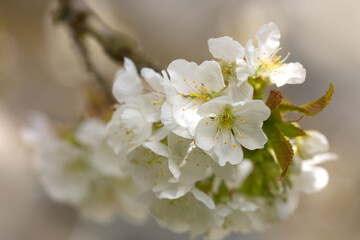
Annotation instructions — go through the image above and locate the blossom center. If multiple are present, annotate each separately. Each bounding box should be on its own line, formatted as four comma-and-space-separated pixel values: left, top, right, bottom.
215, 106, 237, 131
254, 48, 291, 78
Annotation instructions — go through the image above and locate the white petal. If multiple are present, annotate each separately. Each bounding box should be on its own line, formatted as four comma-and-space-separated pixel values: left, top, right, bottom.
308, 152, 338, 165
233, 121, 268, 150
141, 67, 165, 92
172, 125, 192, 139
195, 117, 217, 151
156, 184, 193, 199
168, 132, 193, 162
143, 141, 169, 158
244, 39, 257, 74
167, 59, 202, 95
198, 60, 226, 92
168, 157, 181, 179
214, 131, 244, 166
233, 100, 271, 122
42, 174, 89, 204
120, 108, 145, 131
167, 59, 225, 95
160, 101, 177, 129
256, 22, 281, 56
149, 127, 170, 142
106, 109, 128, 154
297, 130, 329, 159
192, 189, 216, 209
223, 82, 253, 102
228, 198, 258, 212
124, 57, 137, 73
133, 123, 152, 144
112, 58, 143, 103
197, 96, 231, 116
208, 36, 245, 62
270, 62, 306, 87
179, 148, 212, 184
171, 95, 198, 127
139, 92, 164, 122
236, 59, 251, 83
127, 146, 172, 192
275, 192, 299, 220
75, 118, 106, 146
300, 165, 329, 194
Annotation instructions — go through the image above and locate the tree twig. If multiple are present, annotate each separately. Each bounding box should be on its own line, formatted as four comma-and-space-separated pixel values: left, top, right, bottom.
53, 0, 159, 102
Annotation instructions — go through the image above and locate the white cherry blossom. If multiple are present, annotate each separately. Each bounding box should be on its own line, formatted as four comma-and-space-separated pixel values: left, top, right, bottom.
161, 59, 226, 138
208, 36, 254, 102
108, 58, 168, 153
149, 189, 224, 238
24, 116, 148, 223
195, 97, 270, 166
237, 22, 306, 87
294, 130, 337, 194
127, 132, 234, 200
273, 131, 337, 220
76, 118, 123, 177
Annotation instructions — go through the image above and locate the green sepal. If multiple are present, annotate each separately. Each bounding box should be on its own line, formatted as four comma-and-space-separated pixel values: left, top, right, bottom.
263, 122, 294, 180
277, 122, 306, 138
263, 89, 294, 179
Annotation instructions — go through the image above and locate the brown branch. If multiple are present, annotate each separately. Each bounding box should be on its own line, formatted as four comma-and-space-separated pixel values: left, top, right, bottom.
53, 0, 160, 102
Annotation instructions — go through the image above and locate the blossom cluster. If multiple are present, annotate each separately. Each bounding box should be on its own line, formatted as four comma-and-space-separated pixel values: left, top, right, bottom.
24, 22, 335, 239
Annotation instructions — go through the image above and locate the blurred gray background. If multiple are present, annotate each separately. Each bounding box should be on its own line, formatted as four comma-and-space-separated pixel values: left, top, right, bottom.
0, 0, 359, 239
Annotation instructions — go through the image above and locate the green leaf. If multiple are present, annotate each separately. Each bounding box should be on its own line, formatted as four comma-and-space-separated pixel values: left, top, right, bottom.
278, 122, 306, 138
278, 83, 334, 116
263, 121, 294, 180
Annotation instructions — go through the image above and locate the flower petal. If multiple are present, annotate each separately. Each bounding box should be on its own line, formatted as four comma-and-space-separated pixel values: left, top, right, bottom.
300, 165, 329, 194
270, 62, 306, 87
192, 189, 216, 209
297, 130, 329, 159
236, 59, 252, 83
195, 117, 217, 151
143, 141, 169, 158
141, 67, 165, 92
171, 95, 199, 128
223, 82, 254, 102
244, 39, 257, 74
112, 58, 143, 103
156, 184, 193, 199
168, 132, 193, 162
256, 22, 281, 56
214, 130, 244, 166
179, 148, 212, 184
120, 108, 145, 131
167, 59, 201, 95
197, 96, 231, 117
208, 36, 244, 62
233, 120, 268, 150
198, 61, 226, 92
233, 100, 271, 122
139, 92, 164, 122
160, 101, 177, 129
